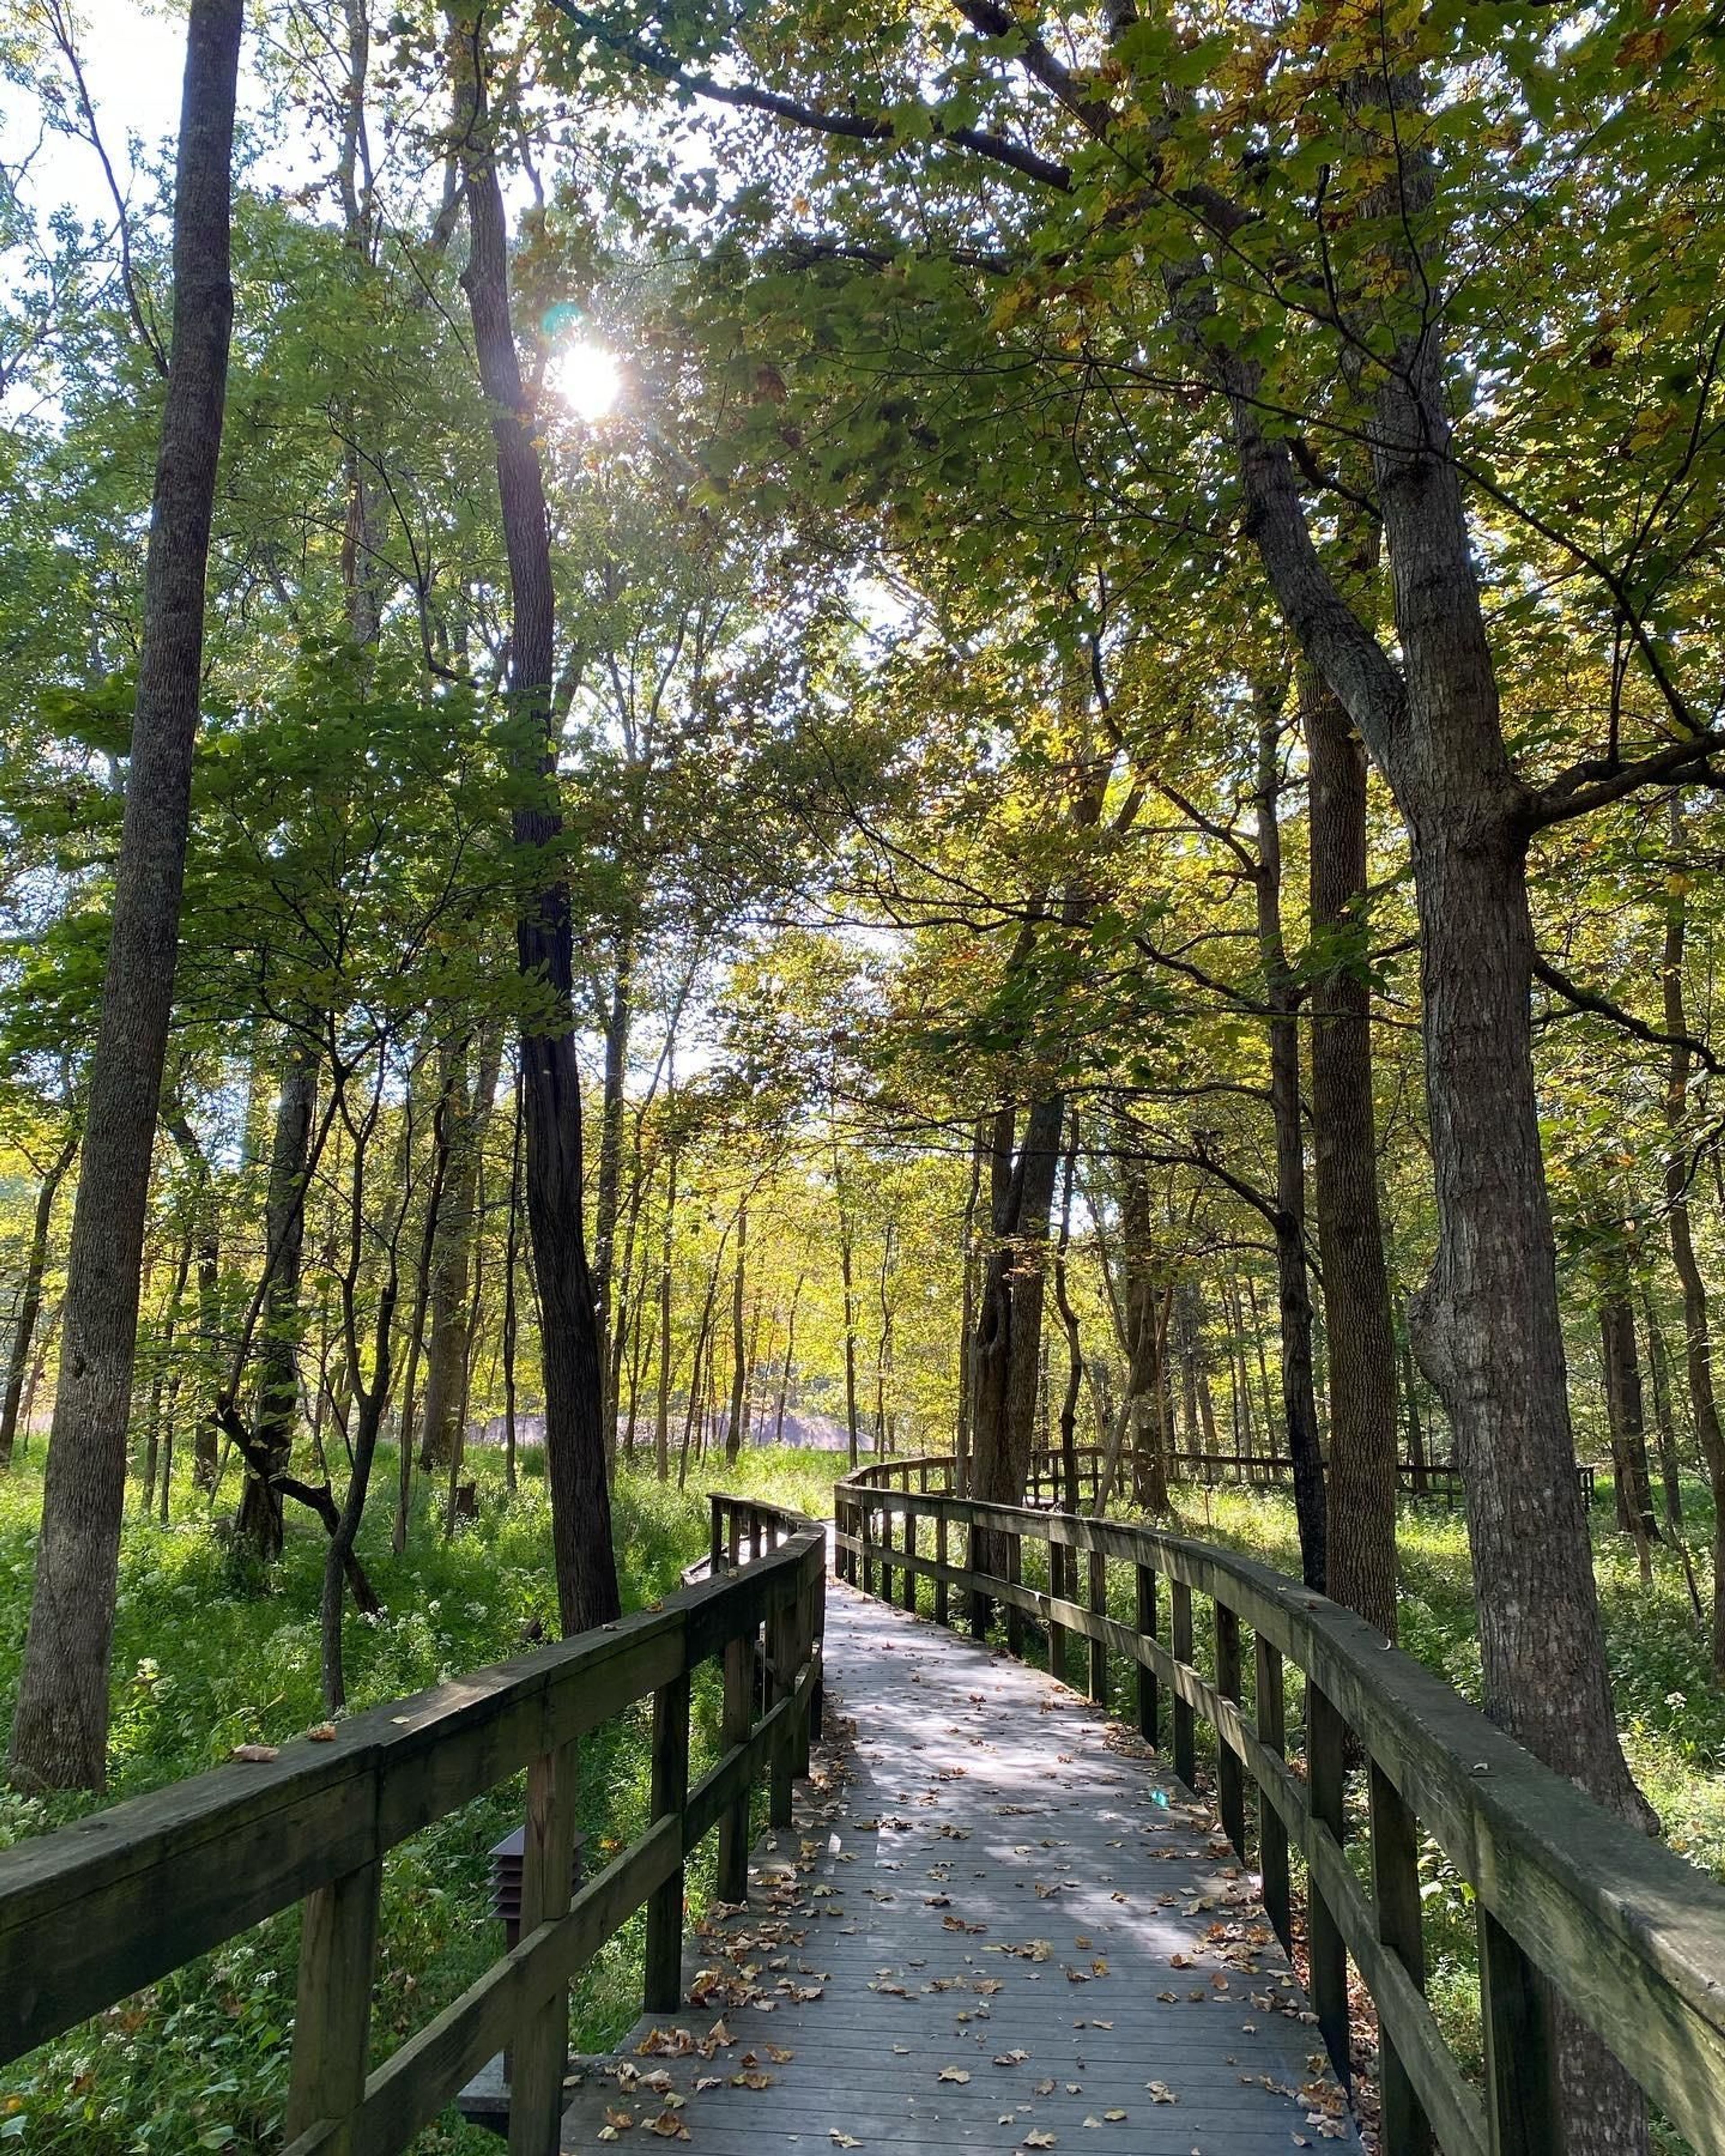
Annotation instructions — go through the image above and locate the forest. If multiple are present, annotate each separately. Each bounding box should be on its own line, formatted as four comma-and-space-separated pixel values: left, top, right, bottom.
2, 0, 1725, 2149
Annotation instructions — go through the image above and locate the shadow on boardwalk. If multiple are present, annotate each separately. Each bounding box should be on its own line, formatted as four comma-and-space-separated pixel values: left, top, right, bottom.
560, 1582, 1362, 2153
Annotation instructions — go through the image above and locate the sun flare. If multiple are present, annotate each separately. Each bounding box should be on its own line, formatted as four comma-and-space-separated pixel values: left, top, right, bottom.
548, 340, 622, 423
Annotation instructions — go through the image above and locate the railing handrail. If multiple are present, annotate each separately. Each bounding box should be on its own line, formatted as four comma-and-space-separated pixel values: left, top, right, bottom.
0, 1506, 826, 2156
832, 1458, 1725, 2156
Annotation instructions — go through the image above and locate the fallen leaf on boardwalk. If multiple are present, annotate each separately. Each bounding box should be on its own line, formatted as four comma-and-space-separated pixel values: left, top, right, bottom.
830, 2134, 863, 2149
1169, 1953, 1193, 1969
1157, 1991, 1177, 2003
646, 2113, 691, 2140
1147, 2082, 1178, 2103
1023, 2133, 1058, 2149
694, 2076, 723, 2093
1033, 2080, 1056, 2096
597, 2131, 620, 2144
765, 2044, 795, 2063
937, 2066, 971, 2083
1090, 1958, 1109, 1978
1088, 2019, 1112, 2029
1103, 2111, 1127, 2123
730, 2070, 773, 2090
993, 2050, 1030, 2066
307, 1724, 337, 1742
230, 1745, 279, 1763
604, 2108, 634, 2129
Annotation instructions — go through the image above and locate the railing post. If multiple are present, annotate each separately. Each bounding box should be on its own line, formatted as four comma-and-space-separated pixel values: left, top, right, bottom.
934, 1506, 949, 1628
1253, 1634, 1291, 1953
1369, 1761, 1433, 2155
969, 1517, 988, 1639
1005, 1529, 1025, 1657
879, 1497, 894, 1600
902, 1503, 917, 1613
1048, 1536, 1069, 1688
861, 1498, 875, 1599
710, 1495, 725, 1575
768, 1593, 796, 1830
1171, 1578, 1195, 1788
509, 1735, 581, 2155
1134, 1563, 1158, 1749
1087, 1549, 1109, 1708
1307, 1683, 1351, 2090
1214, 1602, 1245, 1860
284, 1856, 381, 2152
717, 1622, 755, 1903
1480, 1909, 1560, 2156
645, 1670, 691, 2014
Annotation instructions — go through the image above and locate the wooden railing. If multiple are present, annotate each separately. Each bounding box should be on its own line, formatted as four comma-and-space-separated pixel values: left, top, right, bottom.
834, 1456, 1725, 2156
1022, 1444, 1597, 1510
0, 1494, 824, 2156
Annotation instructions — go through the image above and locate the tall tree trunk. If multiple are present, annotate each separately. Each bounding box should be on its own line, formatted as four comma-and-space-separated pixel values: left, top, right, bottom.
594, 938, 633, 1454
725, 1199, 747, 1466
773, 1271, 804, 1446
971, 1099, 1065, 1507
1640, 1288, 1684, 1533
420, 1029, 500, 1471
1600, 1296, 1657, 1582
955, 1120, 985, 1493
0, 1134, 77, 1470
450, 13, 616, 1630
1252, 699, 1326, 1587
1660, 804, 1725, 1670
836, 1167, 861, 1470
1304, 672, 1399, 1635
653, 1139, 677, 1482
8, 0, 243, 1793
238, 1036, 317, 1563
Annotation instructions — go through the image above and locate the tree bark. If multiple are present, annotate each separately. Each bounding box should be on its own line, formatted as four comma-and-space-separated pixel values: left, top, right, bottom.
1304, 672, 1398, 1635
8, 0, 243, 1793
238, 1035, 317, 1562
419, 1029, 500, 1471
971, 1098, 1065, 1508
0, 1135, 76, 1471
1252, 698, 1326, 1589
725, 1199, 747, 1465
1660, 806, 1725, 1670
1638, 1288, 1684, 1533
449, 11, 616, 1630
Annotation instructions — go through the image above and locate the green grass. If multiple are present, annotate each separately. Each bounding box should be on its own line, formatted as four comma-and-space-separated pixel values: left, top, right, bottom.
0, 1436, 849, 2155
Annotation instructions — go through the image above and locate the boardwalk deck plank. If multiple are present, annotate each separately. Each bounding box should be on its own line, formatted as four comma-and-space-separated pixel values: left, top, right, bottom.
560, 1582, 1362, 2155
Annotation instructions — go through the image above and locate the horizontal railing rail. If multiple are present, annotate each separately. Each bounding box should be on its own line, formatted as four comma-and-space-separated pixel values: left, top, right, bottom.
1021, 1443, 1596, 1508
0, 1498, 825, 2156
834, 1456, 1725, 2156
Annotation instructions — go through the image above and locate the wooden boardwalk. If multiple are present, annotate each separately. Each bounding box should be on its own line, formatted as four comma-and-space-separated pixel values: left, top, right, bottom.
559, 1579, 1361, 2153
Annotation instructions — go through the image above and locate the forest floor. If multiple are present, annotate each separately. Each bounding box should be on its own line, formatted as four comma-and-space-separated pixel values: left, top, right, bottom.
0, 1451, 1717, 2152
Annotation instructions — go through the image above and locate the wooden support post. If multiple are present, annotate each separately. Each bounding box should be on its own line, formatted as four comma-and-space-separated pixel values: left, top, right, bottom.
793, 1571, 814, 1774
1369, 1761, 1433, 2156
969, 1519, 988, 1639
1480, 1908, 1559, 2156
1254, 1633, 1290, 1953
934, 1509, 949, 1628
717, 1626, 754, 1904
861, 1500, 875, 1599
1171, 1578, 1195, 1789
645, 1671, 691, 2014
768, 1596, 796, 1829
1087, 1549, 1109, 1707
509, 1736, 580, 2156
879, 1501, 893, 1600
902, 1505, 917, 1613
1307, 1683, 1350, 2090
284, 1857, 381, 2151
710, 1495, 725, 1575
1005, 1531, 1025, 1657
727, 1504, 743, 1569
1214, 1602, 1245, 1860
1134, 1564, 1158, 1748
1048, 1540, 1068, 1688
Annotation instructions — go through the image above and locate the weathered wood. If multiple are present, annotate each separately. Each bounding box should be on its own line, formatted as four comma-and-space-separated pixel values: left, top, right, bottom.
283, 1858, 381, 2151
1307, 1683, 1350, 2089
767, 1597, 796, 1829
1214, 1601, 1244, 1860
1480, 1907, 1559, 2156
933, 1511, 949, 1628
646, 1673, 691, 2013
1254, 1631, 1290, 1952
1086, 1548, 1109, 1707
1005, 1530, 1025, 1656
1134, 1563, 1158, 1747
1171, 1578, 1195, 1788
901, 1505, 917, 1613
1370, 1759, 1433, 2156
510, 1736, 580, 2156
717, 1626, 755, 1903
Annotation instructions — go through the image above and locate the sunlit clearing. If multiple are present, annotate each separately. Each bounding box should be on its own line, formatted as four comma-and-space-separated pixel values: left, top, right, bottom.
548, 340, 621, 422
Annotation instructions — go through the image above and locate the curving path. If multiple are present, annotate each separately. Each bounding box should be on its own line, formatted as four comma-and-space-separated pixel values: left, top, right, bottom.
560, 1578, 1362, 2154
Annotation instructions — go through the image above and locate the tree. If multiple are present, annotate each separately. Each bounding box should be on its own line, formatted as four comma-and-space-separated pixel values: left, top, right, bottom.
8, 0, 243, 1794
